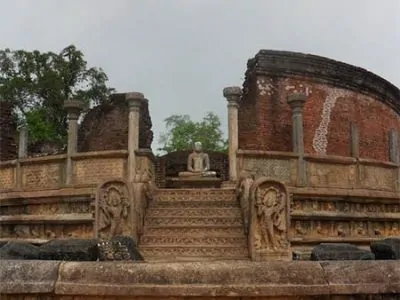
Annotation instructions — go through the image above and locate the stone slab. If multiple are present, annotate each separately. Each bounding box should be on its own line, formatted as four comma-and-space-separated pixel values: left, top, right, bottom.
321, 260, 400, 295
55, 261, 327, 296
0, 260, 60, 294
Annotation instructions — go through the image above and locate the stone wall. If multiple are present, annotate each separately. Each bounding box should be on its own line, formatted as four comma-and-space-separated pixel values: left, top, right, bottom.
155, 150, 229, 187
0, 102, 17, 161
78, 93, 153, 152
240, 50, 400, 161
1, 260, 399, 299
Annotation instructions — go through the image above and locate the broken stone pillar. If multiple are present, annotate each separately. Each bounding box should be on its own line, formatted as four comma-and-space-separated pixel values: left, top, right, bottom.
64, 100, 83, 185
17, 123, 28, 159
287, 93, 307, 186
126, 92, 144, 182
223, 86, 242, 182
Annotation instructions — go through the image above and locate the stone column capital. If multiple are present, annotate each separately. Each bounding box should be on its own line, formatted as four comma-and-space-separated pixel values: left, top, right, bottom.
286, 93, 307, 110
126, 92, 145, 110
223, 86, 242, 105
64, 100, 84, 120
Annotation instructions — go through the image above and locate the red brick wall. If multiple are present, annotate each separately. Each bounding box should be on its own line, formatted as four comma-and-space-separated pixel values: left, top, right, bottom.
239, 51, 400, 162
78, 93, 153, 152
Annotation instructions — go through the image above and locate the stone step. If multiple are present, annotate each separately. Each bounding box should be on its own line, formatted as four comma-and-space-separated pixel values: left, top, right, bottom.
154, 188, 236, 203
140, 235, 247, 246
146, 208, 242, 218
139, 245, 249, 258
143, 226, 245, 236
145, 217, 243, 227
150, 200, 239, 208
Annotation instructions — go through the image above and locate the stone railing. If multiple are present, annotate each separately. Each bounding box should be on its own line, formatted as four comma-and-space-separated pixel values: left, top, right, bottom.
0, 150, 128, 191
237, 150, 400, 192
1, 260, 399, 299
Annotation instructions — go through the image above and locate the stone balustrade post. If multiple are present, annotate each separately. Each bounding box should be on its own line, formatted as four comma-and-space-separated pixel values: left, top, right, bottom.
223, 86, 242, 182
126, 92, 144, 182
287, 93, 307, 186
64, 100, 83, 185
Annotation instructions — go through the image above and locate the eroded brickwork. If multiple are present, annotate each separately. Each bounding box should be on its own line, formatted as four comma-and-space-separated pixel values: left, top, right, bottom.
0, 102, 17, 161
78, 93, 153, 152
240, 50, 400, 162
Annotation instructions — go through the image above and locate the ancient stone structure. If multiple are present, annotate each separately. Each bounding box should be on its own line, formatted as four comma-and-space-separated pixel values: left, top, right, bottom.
0, 50, 399, 299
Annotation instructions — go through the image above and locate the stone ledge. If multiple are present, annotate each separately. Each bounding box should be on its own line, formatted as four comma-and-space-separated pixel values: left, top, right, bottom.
0, 260, 399, 297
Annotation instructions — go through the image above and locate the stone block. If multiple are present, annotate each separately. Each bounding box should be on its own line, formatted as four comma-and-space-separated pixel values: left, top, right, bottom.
311, 243, 375, 261
38, 239, 99, 261
0, 242, 40, 260
371, 238, 400, 260
0, 260, 59, 294
98, 236, 143, 261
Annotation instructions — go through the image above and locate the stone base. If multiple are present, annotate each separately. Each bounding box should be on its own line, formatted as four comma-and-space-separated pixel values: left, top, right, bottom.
166, 177, 222, 189
252, 249, 292, 261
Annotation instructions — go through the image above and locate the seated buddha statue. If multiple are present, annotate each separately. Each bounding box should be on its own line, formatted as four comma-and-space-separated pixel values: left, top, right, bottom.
178, 142, 217, 178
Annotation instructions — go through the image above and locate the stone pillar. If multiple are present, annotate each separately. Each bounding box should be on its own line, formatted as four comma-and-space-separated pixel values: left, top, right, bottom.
350, 122, 359, 157
287, 93, 307, 154
126, 92, 144, 182
64, 100, 83, 185
287, 93, 307, 186
389, 129, 399, 163
223, 86, 242, 182
18, 123, 28, 159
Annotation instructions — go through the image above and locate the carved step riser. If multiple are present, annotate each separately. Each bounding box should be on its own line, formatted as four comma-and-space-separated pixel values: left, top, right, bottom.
145, 218, 244, 227
154, 191, 236, 203
150, 201, 239, 208
146, 208, 242, 218
140, 247, 249, 258
140, 236, 247, 246
143, 227, 245, 236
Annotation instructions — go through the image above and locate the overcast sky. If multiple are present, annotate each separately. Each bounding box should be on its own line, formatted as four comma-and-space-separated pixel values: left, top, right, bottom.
2, 0, 399, 152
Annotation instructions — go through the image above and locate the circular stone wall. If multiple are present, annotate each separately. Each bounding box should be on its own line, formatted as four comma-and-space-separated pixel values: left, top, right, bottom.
239, 50, 400, 161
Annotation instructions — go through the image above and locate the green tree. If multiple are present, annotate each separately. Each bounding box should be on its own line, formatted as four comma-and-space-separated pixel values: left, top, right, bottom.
158, 112, 228, 153
0, 45, 114, 144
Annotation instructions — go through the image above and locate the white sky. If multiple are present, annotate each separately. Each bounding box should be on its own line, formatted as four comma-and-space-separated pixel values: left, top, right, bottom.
1, 0, 399, 152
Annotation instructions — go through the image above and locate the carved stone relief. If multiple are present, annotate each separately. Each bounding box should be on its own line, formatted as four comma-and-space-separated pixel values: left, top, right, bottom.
249, 177, 291, 261
95, 180, 131, 239
290, 197, 400, 242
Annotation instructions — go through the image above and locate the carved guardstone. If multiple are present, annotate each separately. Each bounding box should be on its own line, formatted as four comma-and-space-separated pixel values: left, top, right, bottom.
248, 178, 291, 261
95, 180, 132, 239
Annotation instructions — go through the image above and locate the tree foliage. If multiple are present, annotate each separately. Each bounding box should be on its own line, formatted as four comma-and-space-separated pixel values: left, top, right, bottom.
0, 45, 114, 143
158, 112, 228, 153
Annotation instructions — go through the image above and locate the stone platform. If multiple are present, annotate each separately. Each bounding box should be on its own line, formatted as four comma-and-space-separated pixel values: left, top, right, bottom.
1, 260, 399, 299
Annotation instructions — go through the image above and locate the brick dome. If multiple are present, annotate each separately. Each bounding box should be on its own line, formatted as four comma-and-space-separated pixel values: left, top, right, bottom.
239, 50, 400, 161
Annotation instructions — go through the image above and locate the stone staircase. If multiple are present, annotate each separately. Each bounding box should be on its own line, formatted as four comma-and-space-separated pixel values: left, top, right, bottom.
139, 188, 249, 261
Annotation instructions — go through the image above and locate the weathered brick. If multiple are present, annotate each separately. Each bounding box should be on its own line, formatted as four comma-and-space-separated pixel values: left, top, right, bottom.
239, 51, 400, 162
